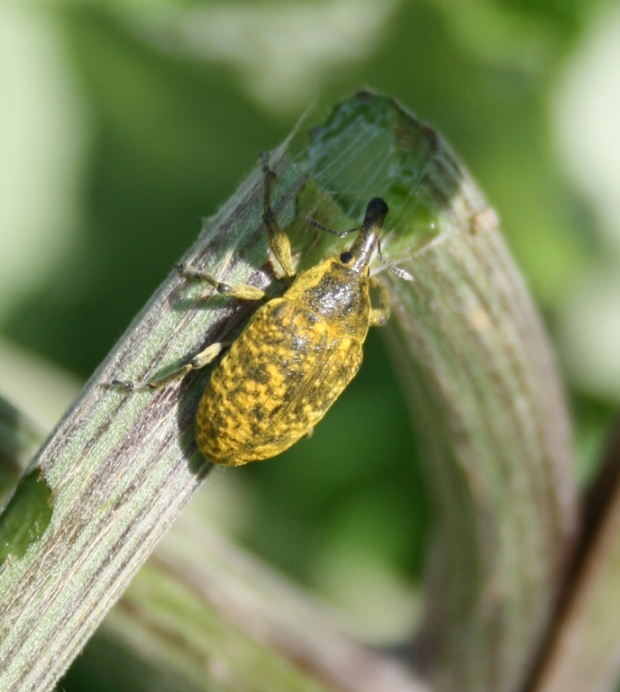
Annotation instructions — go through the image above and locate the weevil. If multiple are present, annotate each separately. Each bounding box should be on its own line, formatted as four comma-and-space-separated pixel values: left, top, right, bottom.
114, 155, 411, 466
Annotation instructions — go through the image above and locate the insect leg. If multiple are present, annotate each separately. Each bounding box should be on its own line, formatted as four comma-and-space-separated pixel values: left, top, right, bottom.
259, 152, 296, 279
112, 342, 228, 391
177, 264, 266, 300
147, 342, 227, 388
368, 277, 391, 327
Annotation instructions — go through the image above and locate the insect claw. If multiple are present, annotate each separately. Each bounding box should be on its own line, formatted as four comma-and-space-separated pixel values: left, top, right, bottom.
111, 379, 135, 392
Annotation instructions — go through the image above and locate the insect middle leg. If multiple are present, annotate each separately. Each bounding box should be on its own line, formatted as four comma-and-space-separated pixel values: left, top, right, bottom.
176, 264, 267, 301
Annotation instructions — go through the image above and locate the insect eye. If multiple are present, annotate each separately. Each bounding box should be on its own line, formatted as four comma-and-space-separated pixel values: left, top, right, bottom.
340, 251, 353, 264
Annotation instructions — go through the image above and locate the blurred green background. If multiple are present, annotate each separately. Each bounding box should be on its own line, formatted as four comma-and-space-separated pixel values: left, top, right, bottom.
1, 0, 618, 640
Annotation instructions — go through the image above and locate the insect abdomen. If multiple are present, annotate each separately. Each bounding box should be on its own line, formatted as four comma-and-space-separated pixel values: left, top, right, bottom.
196, 298, 364, 466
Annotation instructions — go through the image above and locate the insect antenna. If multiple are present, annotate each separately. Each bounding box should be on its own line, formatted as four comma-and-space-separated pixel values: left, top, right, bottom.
303, 216, 361, 238
377, 239, 414, 281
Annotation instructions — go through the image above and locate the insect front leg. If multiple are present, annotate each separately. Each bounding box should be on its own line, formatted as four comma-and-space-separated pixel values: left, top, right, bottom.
369, 277, 391, 327
259, 152, 296, 279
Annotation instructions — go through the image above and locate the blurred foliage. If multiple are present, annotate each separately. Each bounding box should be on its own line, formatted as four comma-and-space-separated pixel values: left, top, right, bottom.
1, 0, 618, 639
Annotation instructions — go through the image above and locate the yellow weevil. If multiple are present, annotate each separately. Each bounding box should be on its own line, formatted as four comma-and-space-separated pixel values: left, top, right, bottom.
114, 154, 411, 466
